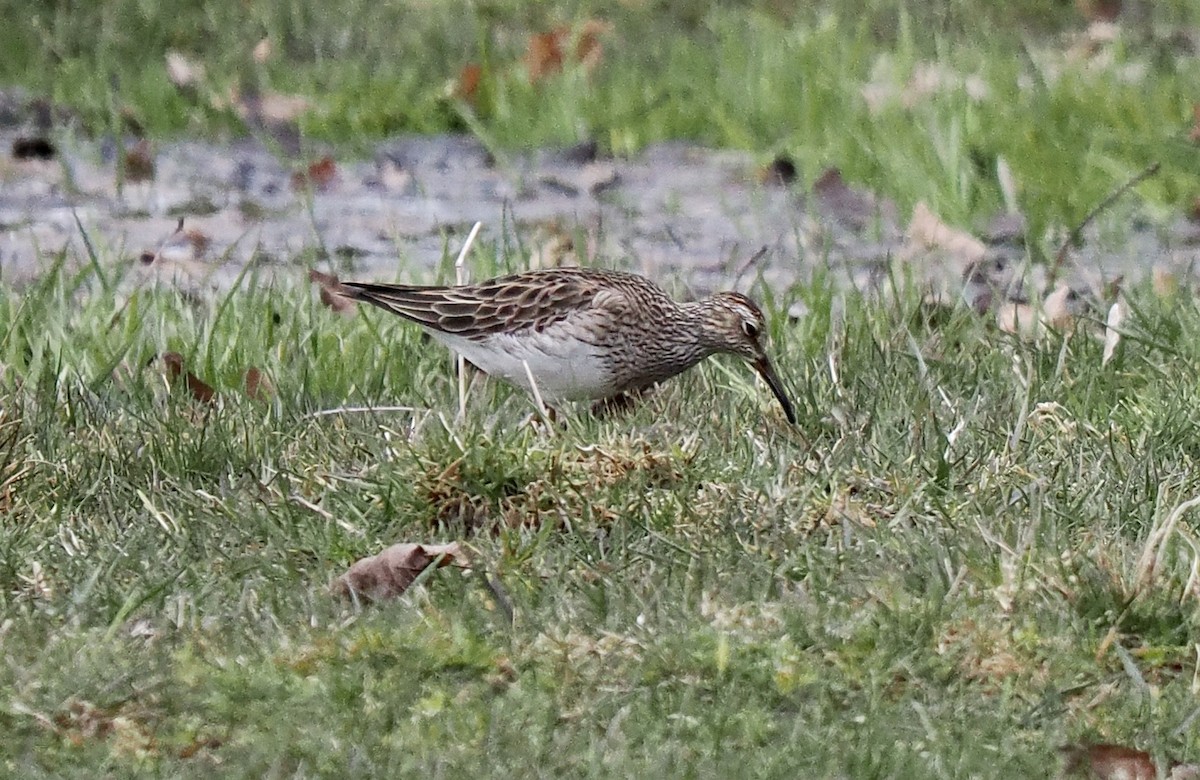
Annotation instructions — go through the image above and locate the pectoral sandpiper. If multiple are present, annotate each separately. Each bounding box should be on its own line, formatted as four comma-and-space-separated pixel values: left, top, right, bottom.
338, 267, 795, 423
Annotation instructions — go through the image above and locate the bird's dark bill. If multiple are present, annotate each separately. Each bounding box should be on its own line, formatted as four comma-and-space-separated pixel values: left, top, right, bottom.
754, 357, 796, 424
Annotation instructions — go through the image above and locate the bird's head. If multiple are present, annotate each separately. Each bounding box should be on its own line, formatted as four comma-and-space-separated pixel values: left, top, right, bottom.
700, 291, 796, 424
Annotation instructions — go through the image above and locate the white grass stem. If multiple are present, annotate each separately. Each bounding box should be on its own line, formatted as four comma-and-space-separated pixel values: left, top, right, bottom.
522, 359, 552, 426
454, 221, 483, 422
1134, 494, 1200, 596
307, 405, 426, 418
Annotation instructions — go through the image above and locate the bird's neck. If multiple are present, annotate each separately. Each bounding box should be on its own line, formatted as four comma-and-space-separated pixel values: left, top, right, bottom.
676, 300, 724, 354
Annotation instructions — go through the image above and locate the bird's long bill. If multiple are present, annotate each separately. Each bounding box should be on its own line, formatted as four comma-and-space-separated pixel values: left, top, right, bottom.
753, 356, 796, 424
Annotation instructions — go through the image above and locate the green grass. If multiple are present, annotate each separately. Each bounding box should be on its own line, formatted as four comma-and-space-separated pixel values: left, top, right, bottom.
4, 0, 1200, 234
4, 1, 1200, 775
3, 247, 1200, 776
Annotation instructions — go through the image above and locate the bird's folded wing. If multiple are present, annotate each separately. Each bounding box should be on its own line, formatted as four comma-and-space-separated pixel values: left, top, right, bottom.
339, 276, 629, 340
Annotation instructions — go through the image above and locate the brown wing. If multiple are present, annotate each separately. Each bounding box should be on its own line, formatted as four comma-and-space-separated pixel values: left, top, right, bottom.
338, 269, 629, 340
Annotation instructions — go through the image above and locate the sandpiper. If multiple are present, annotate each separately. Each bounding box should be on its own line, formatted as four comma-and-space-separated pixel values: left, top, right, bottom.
338, 267, 796, 423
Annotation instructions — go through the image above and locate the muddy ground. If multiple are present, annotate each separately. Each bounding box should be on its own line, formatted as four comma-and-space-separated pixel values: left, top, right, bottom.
2, 122, 1197, 311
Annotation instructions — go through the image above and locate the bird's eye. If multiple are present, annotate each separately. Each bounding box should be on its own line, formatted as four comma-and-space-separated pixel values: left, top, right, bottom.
742, 321, 759, 338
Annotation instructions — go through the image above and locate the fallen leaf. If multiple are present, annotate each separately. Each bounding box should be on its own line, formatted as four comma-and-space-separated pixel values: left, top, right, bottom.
453, 63, 483, 103
252, 37, 273, 64
331, 542, 464, 602
1059, 744, 1157, 779
164, 50, 204, 92
244, 367, 273, 401
575, 19, 612, 74
139, 218, 213, 287
525, 29, 565, 82
158, 352, 217, 404
1102, 297, 1125, 366
996, 301, 1041, 339
292, 156, 338, 192
376, 156, 415, 194
123, 139, 155, 183
757, 155, 797, 186
1042, 284, 1079, 331
309, 269, 356, 315
905, 201, 987, 265
525, 19, 610, 83
11, 137, 55, 160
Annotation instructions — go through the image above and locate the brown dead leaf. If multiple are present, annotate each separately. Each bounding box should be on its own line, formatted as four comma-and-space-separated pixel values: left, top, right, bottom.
292, 156, 338, 192
331, 542, 464, 602
123, 139, 155, 183
11, 137, 55, 160
454, 63, 483, 103
1059, 744, 1157, 779
905, 201, 987, 265
309, 269, 356, 314
525, 29, 565, 82
525, 20, 610, 82
244, 367, 273, 401
158, 352, 217, 404
575, 19, 612, 74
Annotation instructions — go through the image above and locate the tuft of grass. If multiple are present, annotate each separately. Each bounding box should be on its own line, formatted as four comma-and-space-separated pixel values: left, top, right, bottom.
3, 242, 1200, 775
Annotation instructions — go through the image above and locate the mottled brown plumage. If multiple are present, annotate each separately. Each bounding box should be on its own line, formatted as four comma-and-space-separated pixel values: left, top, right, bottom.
339, 267, 795, 423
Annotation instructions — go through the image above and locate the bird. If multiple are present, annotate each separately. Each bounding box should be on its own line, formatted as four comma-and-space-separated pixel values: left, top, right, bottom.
336, 267, 796, 424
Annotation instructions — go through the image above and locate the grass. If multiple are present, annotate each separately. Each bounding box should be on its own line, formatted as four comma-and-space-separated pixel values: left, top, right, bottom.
4, 1, 1200, 776
3, 0, 1200, 236
2, 242, 1200, 776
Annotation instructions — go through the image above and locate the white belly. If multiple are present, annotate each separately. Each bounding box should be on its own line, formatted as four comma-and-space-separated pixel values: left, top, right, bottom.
429, 330, 616, 402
